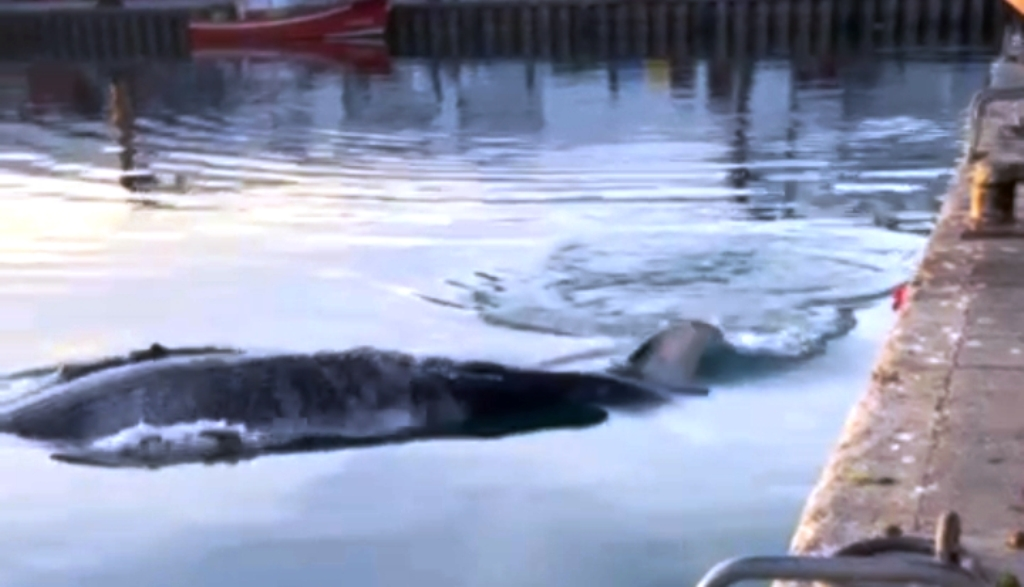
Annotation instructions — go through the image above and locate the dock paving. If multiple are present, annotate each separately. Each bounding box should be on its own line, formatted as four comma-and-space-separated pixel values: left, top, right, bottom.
788, 96, 1024, 579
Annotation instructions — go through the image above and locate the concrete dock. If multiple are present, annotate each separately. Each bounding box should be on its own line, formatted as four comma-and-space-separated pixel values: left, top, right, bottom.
786, 74, 1024, 575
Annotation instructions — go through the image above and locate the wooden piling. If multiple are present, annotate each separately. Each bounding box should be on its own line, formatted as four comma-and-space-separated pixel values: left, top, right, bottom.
0, 7, 191, 61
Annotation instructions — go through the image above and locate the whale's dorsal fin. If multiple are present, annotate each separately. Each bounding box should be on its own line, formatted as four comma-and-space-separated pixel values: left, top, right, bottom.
624, 320, 725, 389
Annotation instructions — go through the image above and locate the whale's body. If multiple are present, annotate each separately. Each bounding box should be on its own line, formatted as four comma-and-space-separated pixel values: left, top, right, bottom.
0, 321, 724, 468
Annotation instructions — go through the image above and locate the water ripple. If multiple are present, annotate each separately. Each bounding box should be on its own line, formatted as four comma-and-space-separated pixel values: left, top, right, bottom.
446, 221, 925, 358
0, 54, 984, 357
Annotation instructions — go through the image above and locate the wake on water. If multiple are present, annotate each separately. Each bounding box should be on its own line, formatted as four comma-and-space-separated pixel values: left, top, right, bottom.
440, 222, 924, 363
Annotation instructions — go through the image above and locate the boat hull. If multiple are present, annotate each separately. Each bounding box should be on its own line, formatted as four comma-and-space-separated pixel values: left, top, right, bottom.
189, 0, 389, 47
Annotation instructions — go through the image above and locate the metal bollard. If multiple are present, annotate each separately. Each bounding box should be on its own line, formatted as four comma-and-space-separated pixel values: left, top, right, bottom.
970, 160, 1017, 229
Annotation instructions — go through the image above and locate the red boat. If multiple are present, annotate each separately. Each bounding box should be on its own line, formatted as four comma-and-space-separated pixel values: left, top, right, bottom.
188, 0, 390, 47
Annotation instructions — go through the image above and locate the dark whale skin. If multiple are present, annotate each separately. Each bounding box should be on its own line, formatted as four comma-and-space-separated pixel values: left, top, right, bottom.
0, 346, 706, 444
0, 321, 720, 468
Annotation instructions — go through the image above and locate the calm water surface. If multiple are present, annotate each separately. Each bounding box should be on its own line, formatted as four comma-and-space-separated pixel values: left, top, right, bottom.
0, 46, 991, 586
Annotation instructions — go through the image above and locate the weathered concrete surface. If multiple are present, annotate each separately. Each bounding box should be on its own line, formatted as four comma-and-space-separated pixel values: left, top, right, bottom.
788, 99, 1024, 575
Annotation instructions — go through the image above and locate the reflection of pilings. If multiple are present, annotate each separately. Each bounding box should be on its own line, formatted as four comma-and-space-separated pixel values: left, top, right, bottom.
387, 0, 1009, 59
0, 8, 191, 61
109, 72, 158, 193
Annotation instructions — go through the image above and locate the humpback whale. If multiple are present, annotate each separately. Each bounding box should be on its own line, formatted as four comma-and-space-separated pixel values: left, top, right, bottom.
0, 320, 724, 469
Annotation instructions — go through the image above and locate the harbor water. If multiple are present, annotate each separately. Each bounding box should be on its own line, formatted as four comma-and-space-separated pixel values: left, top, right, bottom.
0, 46, 991, 586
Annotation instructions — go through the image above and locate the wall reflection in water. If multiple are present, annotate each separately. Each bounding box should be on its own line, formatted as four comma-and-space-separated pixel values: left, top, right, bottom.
0, 45, 989, 231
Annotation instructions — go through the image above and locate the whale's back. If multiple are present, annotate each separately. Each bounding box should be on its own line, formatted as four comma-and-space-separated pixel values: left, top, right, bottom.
0, 349, 466, 442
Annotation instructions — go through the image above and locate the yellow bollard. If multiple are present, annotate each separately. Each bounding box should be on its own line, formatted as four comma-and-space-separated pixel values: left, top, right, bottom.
970, 160, 1017, 228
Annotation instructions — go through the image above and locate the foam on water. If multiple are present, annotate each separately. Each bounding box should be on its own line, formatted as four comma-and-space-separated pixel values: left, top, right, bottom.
43, 420, 266, 468
87, 420, 259, 452
449, 221, 925, 358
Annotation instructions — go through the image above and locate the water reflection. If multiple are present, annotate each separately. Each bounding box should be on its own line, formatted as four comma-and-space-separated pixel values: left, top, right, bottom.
0, 50, 980, 215
0, 45, 994, 587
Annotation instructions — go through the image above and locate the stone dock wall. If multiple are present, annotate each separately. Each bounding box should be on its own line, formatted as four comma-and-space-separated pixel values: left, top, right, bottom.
786, 80, 1024, 577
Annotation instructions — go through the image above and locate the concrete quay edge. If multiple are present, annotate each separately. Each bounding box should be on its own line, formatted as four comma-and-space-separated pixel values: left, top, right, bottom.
785, 99, 1024, 580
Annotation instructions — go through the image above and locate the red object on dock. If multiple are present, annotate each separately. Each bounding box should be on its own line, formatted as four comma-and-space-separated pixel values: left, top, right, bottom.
189, 0, 389, 47
892, 283, 910, 312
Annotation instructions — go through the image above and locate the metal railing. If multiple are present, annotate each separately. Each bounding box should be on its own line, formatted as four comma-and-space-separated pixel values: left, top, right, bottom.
968, 15, 1024, 161
693, 512, 1000, 587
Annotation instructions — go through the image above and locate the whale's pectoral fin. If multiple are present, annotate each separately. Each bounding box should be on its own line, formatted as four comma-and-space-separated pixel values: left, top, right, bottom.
50, 449, 250, 470
49, 451, 166, 469
617, 320, 727, 392
50, 452, 123, 468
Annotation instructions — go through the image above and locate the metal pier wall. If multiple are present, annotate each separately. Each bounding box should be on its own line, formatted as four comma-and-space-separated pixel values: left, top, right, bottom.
386, 0, 1010, 59
0, 7, 191, 61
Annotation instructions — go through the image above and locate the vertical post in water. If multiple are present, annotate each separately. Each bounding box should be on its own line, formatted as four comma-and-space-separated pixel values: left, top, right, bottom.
691, 0, 705, 53
754, 0, 769, 55
652, 2, 669, 58
734, 0, 750, 60
390, 6, 406, 55
818, 0, 834, 54
949, 0, 966, 44
479, 6, 494, 57
445, 6, 460, 59
969, 0, 985, 45
555, 4, 570, 60
715, 0, 728, 62
594, 2, 608, 59
467, 5, 479, 59
925, 0, 942, 46
493, 5, 507, 57
520, 3, 534, 59
537, 3, 552, 58
566, 4, 577, 58
413, 7, 428, 57
634, 2, 649, 59
795, 0, 811, 56
864, 0, 880, 51
903, 0, 921, 47
881, 0, 898, 48
777, 0, 792, 54
428, 6, 443, 58
672, 2, 690, 57
610, 2, 626, 58
833, 0, 851, 52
